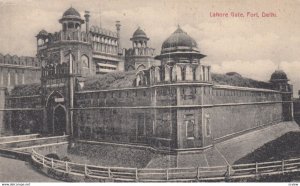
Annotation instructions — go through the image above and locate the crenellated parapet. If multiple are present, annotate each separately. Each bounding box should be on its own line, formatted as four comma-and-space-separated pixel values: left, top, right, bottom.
0, 53, 40, 69
37, 30, 90, 49
41, 63, 70, 78
125, 47, 155, 57
135, 63, 211, 86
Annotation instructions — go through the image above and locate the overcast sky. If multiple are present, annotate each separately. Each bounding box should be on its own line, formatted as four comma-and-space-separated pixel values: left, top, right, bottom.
0, 0, 299, 96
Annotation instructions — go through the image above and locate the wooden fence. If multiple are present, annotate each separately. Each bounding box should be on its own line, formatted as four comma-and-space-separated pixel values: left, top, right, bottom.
31, 150, 300, 182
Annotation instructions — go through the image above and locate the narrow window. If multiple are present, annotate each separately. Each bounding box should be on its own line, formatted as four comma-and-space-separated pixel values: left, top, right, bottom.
186, 119, 195, 139
205, 114, 211, 137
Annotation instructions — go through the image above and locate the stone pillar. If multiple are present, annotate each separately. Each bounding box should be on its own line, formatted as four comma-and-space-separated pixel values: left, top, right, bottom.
116, 21, 122, 55
176, 65, 182, 81
185, 65, 193, 81
195, 65, 201, 81
84, 11, 90, 35
207, 66, 211, 82
164, 65, 171, 82
0, 87, 6, 134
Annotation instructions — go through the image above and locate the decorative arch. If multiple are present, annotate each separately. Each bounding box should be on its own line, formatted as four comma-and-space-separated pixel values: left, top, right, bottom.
75, 23, 80, 30
81, 54, 89, 68
164, 65, 171, 82
45, 91, 67, 135
68, 22, 74, 29
127, 65, 135, 71
46, 90, 64, 107
136, 70, 145, 86
52, 104, 67, 135
154, 66, 161, 83
63, 23, 67, 31
195, 65, 202, 81
185, 65, 193, 81
171, 65, 177, 82
181, 65, 187, 81
136, 64, 146, 71
176, 65, 183, 81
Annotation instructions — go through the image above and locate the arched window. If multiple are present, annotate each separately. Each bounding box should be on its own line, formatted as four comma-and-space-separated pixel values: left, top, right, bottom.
75, 23, 80, 30
63, 23, 67, 31
127, 65, 135, 71
136, 64, 146, 71
38, 39, 44, 46
186, 119, 195, 139
68, 22, 74, 29
81, 55, 89, 68
181, 66, 186, 81
205, 114, 211, 137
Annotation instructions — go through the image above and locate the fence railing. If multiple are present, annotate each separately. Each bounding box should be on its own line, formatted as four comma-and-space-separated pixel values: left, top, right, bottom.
31, 150, 300, 182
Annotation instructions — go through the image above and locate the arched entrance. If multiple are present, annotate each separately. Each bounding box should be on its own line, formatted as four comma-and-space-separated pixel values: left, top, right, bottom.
53, 105, 67, 135
45, 91, 68, 136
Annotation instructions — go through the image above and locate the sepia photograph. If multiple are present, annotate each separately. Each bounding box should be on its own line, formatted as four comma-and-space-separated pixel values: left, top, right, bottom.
0, 0, 300, 184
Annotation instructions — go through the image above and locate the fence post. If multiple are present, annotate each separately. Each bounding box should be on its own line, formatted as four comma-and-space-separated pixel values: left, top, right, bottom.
282, 160, 285, 174
84, 164, 87, 176
197, 167, 200, 180
42, 156, 45, 167
65, 162, 68, 173
255, 162, 258, 174
166, 169, 169, 180
51, 158, 54, 168
108, 167, 111, 178
135, 168, 138, 181
227, 165, 231, 177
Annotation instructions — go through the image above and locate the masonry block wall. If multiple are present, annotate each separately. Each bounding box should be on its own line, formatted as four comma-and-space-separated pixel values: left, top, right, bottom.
5, 94, 43, 134
72, 81, 286, 150
0, 54, 41, 89
74, 87, 177, 149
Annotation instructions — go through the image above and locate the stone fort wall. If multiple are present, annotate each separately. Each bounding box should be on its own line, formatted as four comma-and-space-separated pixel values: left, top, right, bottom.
73, 84, 284, 149
0, 54, 41, 89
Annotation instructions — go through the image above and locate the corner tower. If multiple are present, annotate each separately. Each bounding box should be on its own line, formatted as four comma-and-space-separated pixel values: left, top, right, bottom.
125, 27, 156, 71
270, 70, 293, 121
38, 7, 93, 136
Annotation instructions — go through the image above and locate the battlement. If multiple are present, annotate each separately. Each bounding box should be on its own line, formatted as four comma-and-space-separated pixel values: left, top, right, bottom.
126, 47, 155, 57
0, 54, 40, 68
41, 63, 72, 79
37, 30, 90, 50
136, 64, 211, 86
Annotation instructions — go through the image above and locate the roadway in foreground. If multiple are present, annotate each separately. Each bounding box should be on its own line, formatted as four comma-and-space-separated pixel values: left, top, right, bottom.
0, 156, 58, 182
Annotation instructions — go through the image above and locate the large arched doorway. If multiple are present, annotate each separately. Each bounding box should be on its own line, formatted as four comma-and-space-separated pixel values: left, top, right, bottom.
45, 91, 68, 136
53, 105, 67, 135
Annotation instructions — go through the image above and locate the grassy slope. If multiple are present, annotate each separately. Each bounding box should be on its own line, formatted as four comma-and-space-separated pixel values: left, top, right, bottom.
235, 131, 300, 164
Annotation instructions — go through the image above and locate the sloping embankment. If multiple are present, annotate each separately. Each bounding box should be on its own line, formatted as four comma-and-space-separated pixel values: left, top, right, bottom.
214, 121, 300, 165
67, 141, 155, 168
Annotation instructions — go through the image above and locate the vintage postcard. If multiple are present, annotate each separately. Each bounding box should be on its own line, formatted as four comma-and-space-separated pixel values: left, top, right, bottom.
0, 0, 300, 184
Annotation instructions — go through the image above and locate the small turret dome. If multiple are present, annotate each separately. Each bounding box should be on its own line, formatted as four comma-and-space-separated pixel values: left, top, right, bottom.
63, 7, 81, 18
131, 27, 149, 41
59, 7, 84, 24
161, 26, 198, 50
38, 29, 48, 36
133, 27, 147, 38
155, 25, 205, 60
270, 70, 288, 82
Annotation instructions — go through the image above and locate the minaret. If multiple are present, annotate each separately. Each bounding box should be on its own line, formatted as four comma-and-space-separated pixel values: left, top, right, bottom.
84, 11, 90, 34
116, 21, 122, 55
